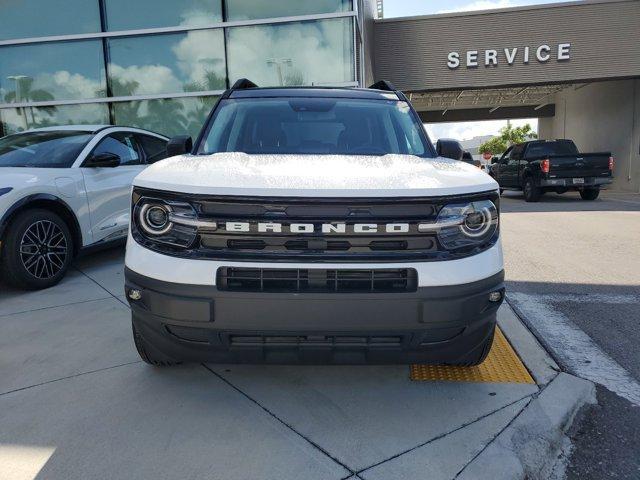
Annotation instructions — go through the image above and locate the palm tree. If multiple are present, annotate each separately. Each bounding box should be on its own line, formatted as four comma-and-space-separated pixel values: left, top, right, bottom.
4, 76, 56, 129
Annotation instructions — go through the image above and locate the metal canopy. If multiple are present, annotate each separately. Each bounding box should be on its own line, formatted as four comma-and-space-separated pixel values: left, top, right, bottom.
408, 83, 584, 113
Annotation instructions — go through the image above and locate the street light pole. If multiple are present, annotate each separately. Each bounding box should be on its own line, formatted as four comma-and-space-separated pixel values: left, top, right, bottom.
266, 58, 293, 86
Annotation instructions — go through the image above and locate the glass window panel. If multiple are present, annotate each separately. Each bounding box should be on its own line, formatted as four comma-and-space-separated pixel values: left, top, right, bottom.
104, 0, 222, 31
108, 31, 226, 97
226, 19, 354, 87
0, 103, 110, 136
0, 0, 100, 41
138, 135, 169, 163
93, 132, 142, 166
112, 96, 218, 139
0, 41, 106, 103
226, 0, 351, 21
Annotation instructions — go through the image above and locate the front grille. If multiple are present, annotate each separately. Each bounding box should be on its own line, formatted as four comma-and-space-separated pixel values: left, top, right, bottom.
217, 267, 417, 293
131, 189, 499, 262
229, 335, 402, 347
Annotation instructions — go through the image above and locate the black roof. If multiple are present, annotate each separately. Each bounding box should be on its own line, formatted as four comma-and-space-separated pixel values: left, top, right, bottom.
229, 86, 401, 101
224, 79, 402, 101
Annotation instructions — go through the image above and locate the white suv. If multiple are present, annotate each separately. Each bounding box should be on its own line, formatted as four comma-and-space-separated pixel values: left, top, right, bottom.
0, 125, 168, 289
125, 81, 504, 366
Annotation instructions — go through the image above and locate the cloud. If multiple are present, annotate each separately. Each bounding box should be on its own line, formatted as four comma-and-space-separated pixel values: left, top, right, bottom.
171, 30, 226, 86
226, 19, 353, 87
437, 0, 524, 14
109, 64, 182, 96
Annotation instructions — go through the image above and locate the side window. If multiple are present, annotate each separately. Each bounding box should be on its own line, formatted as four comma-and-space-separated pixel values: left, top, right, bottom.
138, 135, 168, 164
92, 132, 141, 166
500, 147, 512, 163
510, 145, 524, 162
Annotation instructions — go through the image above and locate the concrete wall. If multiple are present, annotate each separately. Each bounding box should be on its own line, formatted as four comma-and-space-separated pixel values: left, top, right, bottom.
373, 0, 640, 92
538, 80, 640, 193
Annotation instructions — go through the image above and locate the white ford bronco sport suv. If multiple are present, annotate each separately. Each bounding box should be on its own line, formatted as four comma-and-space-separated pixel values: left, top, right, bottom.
125, 80, 504, 366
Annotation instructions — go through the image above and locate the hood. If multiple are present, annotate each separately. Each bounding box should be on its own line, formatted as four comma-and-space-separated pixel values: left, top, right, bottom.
134, 153, 498, 197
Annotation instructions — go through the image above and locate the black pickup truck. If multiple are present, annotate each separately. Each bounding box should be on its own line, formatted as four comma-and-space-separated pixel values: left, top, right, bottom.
490, 139, 613, 202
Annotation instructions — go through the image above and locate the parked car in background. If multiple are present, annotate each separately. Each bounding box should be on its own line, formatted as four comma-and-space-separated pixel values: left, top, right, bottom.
490, 139, 613, 201
0, 125, 169, 289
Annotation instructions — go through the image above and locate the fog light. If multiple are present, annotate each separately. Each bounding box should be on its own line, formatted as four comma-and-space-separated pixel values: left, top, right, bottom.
489, 291, 503, 302
128, 289, 142, 301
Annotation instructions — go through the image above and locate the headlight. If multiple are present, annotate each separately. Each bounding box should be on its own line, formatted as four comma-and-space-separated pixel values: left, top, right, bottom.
419, 200, 498, 250
132, 197, 216, 248
0, 187, 13, 197
138, 203, 173, 235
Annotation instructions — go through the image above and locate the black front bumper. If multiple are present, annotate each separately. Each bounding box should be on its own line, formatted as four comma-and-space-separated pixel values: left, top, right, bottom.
125, 268, 504, 364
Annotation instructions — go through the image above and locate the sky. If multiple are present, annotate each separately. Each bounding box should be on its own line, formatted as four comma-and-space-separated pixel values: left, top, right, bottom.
384, 0, 571, 17
385, 0, 569, 141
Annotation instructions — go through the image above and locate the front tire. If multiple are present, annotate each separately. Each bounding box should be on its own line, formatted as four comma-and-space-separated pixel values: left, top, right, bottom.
132, 322, 181, 366
0, 209, 73, 290
523, 177, 542, 202
580, 188, 600, 201
453, 327, 495, 367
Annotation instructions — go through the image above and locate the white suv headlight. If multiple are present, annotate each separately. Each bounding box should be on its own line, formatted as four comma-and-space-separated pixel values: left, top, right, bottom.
132, 197, 204, 248
432, 200, 499, 250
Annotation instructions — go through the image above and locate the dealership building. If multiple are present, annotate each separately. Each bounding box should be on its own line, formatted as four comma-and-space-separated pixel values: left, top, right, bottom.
1, 0, 639, 192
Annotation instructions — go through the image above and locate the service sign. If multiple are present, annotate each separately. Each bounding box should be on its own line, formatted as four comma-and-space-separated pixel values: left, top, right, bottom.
447, 43, 571, 69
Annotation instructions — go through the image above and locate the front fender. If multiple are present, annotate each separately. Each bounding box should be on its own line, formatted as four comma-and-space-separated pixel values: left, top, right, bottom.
0, 193, 84, 248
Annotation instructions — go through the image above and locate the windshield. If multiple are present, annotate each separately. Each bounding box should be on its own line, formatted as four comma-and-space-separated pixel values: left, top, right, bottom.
0, 131, 93, 168
198, 97, 435, 157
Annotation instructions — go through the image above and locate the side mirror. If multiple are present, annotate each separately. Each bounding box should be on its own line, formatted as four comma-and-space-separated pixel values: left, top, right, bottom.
86, 152, 120, 168
491, 156, 499, 164
436, 139, 464, 161
167, 135, 193, 157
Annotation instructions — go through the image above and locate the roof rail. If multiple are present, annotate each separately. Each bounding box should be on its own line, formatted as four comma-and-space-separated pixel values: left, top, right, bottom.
368, 80, 397, 92
231, 78, 258, 90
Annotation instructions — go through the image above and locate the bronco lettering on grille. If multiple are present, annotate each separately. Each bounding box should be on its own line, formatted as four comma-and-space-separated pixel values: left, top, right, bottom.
224, 222, 411, 234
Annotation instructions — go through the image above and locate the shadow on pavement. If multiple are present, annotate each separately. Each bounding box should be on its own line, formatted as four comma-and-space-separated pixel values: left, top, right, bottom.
500, 191, 640, 213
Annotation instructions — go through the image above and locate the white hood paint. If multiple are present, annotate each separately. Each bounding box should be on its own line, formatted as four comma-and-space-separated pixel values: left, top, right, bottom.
134, 153, 498, 197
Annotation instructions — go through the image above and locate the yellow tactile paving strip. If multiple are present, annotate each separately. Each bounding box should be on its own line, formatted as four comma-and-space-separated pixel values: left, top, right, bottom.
410, 327, 535, 384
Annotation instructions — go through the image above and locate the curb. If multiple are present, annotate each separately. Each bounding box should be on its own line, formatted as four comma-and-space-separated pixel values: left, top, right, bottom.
458, 372, 596, 480
498, 301, 560, 385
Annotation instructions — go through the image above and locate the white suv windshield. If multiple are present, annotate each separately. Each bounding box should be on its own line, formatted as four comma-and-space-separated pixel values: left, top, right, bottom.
198, 97, 434, 157
0, 131, 93, 168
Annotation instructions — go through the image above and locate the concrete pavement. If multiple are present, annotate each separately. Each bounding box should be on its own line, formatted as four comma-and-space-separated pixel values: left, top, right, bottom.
0, 244, 581, 479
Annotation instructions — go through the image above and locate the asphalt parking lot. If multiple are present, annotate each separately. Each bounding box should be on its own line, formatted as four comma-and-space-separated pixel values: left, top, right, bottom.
1, 190, 636, 480
500, 190, 640, 479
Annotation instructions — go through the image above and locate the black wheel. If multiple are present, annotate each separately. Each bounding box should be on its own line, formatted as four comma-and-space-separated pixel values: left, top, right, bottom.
454, 328, 495, 367
580, 188, 600, 201
132, 322, 181, 366
0, 209, 73, 290
523, 177, 542, 202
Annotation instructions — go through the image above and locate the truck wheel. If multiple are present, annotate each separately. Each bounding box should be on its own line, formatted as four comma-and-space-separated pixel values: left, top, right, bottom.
523, 177, 542, 202
580, 188, 600, 201
456, 328, 495, 367
0, 209, 73, 290
132, 323, 181, 366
